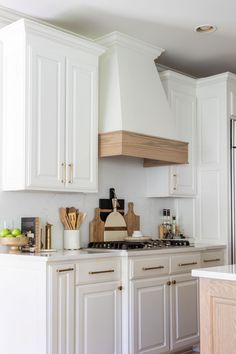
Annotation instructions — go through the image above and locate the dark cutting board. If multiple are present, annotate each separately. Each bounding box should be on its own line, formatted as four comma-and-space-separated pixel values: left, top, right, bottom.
99, 188, 124, 221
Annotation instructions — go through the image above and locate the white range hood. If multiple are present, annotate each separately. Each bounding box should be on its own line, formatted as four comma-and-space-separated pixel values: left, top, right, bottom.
95, 32, 188, 166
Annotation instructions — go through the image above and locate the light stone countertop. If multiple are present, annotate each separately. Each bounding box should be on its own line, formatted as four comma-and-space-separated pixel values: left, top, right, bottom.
0, 243, 226, 262
192, 264, 236, 281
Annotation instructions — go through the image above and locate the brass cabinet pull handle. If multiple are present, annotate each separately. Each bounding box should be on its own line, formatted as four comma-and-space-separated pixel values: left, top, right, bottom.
89, 269, 115, 275
178, 261, 198, 266
203, 258, 221, 263
61, 162, 66, 183
68, 163, 73, 184
172, 280, 176, 285
57, 268, 74, 273
167, 281, 171, 286
142, 266, 165, 271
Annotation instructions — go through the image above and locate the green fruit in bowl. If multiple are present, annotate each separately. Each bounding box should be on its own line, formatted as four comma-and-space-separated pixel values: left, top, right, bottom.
11, 228, 21, 237
0, 228, 11, 237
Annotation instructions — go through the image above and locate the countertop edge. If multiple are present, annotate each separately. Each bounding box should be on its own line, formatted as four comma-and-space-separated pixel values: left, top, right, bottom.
192, 265, 236, 282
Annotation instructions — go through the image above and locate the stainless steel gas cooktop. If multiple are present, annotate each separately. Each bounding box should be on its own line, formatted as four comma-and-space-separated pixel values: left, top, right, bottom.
88, 239, 190, 250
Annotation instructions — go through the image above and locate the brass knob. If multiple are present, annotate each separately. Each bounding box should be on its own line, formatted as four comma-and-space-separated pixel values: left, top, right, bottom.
172, 280, 176, 285
118, 285, 123, 291
167, 281, 171, 286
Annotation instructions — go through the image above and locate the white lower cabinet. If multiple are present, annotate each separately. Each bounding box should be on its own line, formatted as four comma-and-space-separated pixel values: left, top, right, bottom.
170, 274, 199, 351
0, 249, 224, 354
129, 253, 202, 354
131, 277, 170, 354
75, 281, 122, 354
48, 264, 75, 354
75, 257, 122, 354
130, 274, 199, 354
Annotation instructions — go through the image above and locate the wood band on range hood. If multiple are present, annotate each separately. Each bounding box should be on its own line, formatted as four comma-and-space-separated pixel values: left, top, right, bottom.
99, 130, 188, 167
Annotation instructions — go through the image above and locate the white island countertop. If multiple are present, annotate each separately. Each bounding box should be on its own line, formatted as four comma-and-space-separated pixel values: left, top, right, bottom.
192, 264, 236, 281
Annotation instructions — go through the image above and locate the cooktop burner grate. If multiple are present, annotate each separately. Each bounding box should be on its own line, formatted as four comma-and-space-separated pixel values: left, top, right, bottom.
88, 239, 190, 250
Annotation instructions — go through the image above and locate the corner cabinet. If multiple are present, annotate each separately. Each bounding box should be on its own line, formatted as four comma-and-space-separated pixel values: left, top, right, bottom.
0, 19, 105, 192
146, 70, 197, 197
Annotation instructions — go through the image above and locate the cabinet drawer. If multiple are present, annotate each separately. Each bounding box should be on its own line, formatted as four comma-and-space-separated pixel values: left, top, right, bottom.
75, 258, 121, 285
129, 256, 169, 279
170, 253, 201, 274
201, 250, 224, 268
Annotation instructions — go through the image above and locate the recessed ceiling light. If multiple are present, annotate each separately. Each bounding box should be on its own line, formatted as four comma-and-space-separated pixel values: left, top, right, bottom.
194, 24, 217, 33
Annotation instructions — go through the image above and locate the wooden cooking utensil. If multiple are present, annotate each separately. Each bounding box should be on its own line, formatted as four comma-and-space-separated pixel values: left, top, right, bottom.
68, 211, 77, 229
76, 212, 87, 229
124, 202, 140, 236
69, 207, 77, 213
59, 208, 71, 230
89, 208, 105, 242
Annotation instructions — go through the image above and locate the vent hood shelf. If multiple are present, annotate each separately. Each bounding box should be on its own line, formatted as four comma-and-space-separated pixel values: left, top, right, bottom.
99, 131, 188, 167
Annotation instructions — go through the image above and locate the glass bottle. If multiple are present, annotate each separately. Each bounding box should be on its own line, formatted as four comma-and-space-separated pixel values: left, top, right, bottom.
171, 216, 176, 238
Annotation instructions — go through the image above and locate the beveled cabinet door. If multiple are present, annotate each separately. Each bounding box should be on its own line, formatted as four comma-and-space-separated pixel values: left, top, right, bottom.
48, 264, 75, 354
170, 273, 199, 351
169, 89, 196, 196
66, 52, 98, 192
130, 277, 170, 354
27, 38, 66, 189
76, 282, 122, 354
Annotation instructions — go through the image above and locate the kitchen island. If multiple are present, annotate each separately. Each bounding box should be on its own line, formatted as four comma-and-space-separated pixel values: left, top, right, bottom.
192, 265, 236, 354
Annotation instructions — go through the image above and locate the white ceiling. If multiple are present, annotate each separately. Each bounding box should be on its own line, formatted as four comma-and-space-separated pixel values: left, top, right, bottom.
0, 0, 235, 77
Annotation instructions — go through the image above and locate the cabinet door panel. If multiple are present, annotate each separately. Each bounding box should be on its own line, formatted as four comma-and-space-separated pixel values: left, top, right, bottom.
48, 264, 75, 354
66, 55, 98, 192
169, 90, 196, 196
27, 39, 66, 189
131, 277, 170, 354
170, 274, 199, 351
76, 282, 121, 354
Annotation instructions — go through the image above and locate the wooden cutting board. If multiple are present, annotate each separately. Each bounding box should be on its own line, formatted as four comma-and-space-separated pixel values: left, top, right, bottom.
104, 198, 127, 241
124, 202, 140, 236
89, 208, 105, 242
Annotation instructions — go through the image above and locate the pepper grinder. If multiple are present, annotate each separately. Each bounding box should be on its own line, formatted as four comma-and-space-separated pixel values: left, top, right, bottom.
45, 223, 53, 250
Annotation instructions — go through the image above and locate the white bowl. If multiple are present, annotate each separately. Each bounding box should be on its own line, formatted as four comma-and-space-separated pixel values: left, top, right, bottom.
132, 230, 143, 238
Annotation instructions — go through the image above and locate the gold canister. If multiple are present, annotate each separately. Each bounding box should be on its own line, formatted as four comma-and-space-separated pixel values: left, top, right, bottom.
45, 223, 52, 250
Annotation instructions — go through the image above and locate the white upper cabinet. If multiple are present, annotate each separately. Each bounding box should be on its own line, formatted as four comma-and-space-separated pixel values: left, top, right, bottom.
0, 19, 105, 192
146, 70, 197, 197
195, 73, 236, 246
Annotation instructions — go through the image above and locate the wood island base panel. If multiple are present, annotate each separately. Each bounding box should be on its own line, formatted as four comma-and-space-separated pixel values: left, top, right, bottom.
199, 278, 236, 354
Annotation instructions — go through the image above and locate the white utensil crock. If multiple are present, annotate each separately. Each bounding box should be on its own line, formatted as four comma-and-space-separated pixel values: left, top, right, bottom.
64, 230, 80, 250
